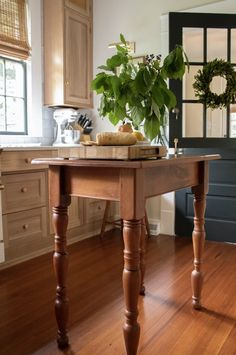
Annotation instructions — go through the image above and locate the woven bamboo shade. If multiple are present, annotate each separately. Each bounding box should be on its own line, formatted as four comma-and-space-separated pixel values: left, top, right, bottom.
0, 0, 31, 60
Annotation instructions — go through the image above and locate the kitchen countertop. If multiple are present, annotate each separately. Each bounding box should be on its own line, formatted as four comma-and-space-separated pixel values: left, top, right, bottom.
0, 144, 81, 151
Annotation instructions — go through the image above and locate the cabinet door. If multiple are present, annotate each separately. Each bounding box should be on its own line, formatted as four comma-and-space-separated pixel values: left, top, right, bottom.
68, 196, 84, 229
65, 7, 92, 107
65, 0, 91, 17
85, 198, 106, 223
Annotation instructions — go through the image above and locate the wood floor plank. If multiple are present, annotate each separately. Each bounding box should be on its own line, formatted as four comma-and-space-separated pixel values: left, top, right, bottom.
0, 231, 236, 354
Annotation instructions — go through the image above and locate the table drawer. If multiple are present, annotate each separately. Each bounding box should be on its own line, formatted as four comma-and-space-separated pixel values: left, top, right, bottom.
2, 172, 47, 214
3, 207, 48, 248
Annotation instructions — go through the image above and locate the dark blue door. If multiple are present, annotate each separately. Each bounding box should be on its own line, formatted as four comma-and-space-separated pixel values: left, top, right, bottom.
169, 12, 236, 243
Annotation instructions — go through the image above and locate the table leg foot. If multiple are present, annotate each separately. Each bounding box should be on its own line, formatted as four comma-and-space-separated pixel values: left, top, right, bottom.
191, 269, 203, 309
57, 332, 69, 349
139, 285, 145, 296
123, 322, 140, 355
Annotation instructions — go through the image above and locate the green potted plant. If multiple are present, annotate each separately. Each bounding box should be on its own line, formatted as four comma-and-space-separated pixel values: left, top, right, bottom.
91, 34, 188, 144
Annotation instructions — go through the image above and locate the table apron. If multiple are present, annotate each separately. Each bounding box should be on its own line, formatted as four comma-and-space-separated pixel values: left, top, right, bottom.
144, 162, 201, 198
63, 166, 121, 200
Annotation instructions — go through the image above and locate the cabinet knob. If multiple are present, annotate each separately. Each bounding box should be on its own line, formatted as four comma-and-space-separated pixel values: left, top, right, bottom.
25, 157, 31, 163
0, 184, 4, 191
65, 80, 69, 86
23, 224, 29, 230
21, 187, 28, 193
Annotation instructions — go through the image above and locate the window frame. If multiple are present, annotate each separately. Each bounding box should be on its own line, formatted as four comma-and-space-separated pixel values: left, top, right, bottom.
0, 55, 28, 135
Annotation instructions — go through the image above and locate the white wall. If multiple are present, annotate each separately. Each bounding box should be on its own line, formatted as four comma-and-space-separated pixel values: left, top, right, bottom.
92, 0, 221, 224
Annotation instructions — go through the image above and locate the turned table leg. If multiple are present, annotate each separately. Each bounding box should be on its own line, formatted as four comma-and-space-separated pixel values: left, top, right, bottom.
191, 186, 206, 310
140, 217, 146, 295
122, 219, 141, 355
52, 206, 69, 349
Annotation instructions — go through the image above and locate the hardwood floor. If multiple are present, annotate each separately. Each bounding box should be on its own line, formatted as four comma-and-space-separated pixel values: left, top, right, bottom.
0, 230, 236, 355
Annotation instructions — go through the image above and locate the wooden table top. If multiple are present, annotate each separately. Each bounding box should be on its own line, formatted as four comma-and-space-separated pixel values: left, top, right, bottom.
32, 154, 220, 169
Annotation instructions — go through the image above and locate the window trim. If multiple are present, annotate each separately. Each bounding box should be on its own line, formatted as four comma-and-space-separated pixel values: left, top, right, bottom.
0, 55, 28, 135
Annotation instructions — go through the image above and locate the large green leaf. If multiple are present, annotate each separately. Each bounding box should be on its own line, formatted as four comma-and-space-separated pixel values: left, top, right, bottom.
116, 44, 127, 54
108, 111, 121, 125
97, 65, 113, 72
99, 96, 114, 117
162, 45, 186, 79
152, 82, 165, 107
134, 69, 148, 94
120, 33, 126, 45
160, 86, 177, 109
114, 103, 126, 121
91, 73, 107, 92
130, 106, 145, 127
110, 76, 121, 98
143, 67, 153, 90
151, 99, 160, 118
106, 54, 127, 70
144, 115, 160, 141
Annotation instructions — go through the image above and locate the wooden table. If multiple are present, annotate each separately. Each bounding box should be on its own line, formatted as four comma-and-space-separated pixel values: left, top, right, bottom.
32, 154, 220, 355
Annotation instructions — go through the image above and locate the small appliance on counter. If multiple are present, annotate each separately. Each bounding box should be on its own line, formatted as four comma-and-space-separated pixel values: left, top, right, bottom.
53, 108, 93, 145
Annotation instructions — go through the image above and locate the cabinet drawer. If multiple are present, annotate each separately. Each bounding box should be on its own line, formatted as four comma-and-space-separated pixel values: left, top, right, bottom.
3, 207, 48, 248
2, 172, 47, 214
1, 150, 57, 172
85, 198, 106, 223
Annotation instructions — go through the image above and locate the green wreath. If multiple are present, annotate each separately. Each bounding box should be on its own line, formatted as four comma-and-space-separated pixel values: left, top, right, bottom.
193, 59, 236, 109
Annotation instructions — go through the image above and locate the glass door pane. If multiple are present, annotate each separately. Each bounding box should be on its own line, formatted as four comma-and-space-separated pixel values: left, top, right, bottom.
207, 28, 227, 61
182, 103, 203, 137
231, 29, 236, 63
183, 28, 203, 62
206, 108, 227, 138
230, 104, 236, 137
183, 65, 202, 100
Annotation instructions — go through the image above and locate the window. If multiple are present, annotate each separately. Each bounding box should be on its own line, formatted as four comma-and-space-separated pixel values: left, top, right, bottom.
0, 57, 27, 134
0, 1, 43, 139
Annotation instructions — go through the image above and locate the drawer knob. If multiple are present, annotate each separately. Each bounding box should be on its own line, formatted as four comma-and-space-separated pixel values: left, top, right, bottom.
23, 224, 29, 230
0, 184, 4, 191
25, 158, 31, 163
21, 187, 28, 193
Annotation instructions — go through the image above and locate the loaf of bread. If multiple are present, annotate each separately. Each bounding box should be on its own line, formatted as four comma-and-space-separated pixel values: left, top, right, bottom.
96, 132, 137, 146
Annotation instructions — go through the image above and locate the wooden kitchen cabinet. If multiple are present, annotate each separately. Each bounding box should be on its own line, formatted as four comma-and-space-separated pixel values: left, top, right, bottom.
1, 149, 58, 264
43, 0, 93, 108
0, 148, 116, 268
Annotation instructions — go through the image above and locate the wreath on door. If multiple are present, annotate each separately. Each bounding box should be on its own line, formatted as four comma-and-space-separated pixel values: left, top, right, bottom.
193, 59, 236, 109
